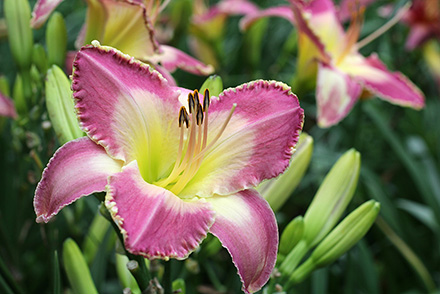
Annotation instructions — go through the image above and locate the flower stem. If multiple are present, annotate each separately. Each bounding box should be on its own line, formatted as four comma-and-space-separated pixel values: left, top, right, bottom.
376, 217, 436, 293
162, 261, 172, 294
99, 204, 151, 291
279, 240, 309, 279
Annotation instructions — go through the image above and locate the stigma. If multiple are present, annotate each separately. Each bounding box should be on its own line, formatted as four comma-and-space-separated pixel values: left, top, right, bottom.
155, 89, 236, 195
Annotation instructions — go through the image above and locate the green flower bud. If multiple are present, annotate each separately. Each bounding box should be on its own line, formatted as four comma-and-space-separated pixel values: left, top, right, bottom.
311, 200, 380, 267
45, 65, 84, 144
0, 76, 10, 96
303, 149, 361, 247
288, 200, 380, 284
82, 212, 111, 264
63, 238, 98, 294
4, 0, 33, 71
279, 216, 304, 257
200, 75, 223, 97
172, 278, 186, 294
33, 43, 48, 74
46, 12, 67, 68
13, 74, 27, 115
259, 133, 313, 211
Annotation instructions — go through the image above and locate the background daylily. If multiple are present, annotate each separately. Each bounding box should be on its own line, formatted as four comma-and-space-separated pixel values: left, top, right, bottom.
241, 0, 425, 127
401, 0, 440, 50
33, 43, 304, 293
0, 92, 16, 118
31, 0, 213, 80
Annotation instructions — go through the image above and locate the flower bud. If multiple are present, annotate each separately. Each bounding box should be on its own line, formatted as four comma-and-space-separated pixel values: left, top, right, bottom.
46, 12, 67, 68
116, 254, 141, 293
279, 215, 304, 257
63, 238, 98, 294
13, 74, 28, 115
310, 200, 380, 267
82, 212, 111, 264
303, 149, 361, 247
200, 75, 223, 97
287, 201, 380, 284
4, 0, 34, 71
33, 43, 48, 74
259, 133, 313, 211
45, 65, 84, 144
0, 76, 10, 96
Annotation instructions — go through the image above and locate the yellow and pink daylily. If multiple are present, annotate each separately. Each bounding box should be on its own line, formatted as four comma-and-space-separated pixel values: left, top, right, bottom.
0, 92, 17, 118
31, 0, 213, 81
241, 0, 425, 127
33, 43, 304, 293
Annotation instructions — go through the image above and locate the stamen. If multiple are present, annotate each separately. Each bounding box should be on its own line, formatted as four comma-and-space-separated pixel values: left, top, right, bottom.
336, 5, 365, 64
188, 92, 195, 114
178, 106, 189, 128
356, 2, 411, 50
203, 89, 210, 112
196, 104, 204, 125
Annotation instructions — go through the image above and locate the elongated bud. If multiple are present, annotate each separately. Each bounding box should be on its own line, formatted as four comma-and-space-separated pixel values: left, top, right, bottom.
33, 43, 48, 74
4, 0, 34, 71
46, 65, 84, 144
13, 74, 28, 115
63, 238, 99, 294
82, 212, 111, 265
303, 149, 361, 247
46, 12, 67, 67
287, 201, 380, 284
0, 76, 10, 96
279, 216, 304, 257
311, 200, 380, 267
258, 133, 313, 211
200, 75, 223, 97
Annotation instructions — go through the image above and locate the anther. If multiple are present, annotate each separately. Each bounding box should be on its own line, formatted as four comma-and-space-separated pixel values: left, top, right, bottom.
188, 92, 195, 114
203, 89, 210, 112
196, 104, 204, 125
178, 106, 189, 128
193, 90, 200, 109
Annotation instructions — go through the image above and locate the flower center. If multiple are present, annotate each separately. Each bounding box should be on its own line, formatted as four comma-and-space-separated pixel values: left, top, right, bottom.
154, 89, 236, 195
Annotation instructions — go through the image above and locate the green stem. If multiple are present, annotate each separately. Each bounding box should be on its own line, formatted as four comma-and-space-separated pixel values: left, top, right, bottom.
376, 217, 436, 293
287, 258, 316, 288
99, 204, 151, 290
162, 261, 172, 294
279, 240, 309, 279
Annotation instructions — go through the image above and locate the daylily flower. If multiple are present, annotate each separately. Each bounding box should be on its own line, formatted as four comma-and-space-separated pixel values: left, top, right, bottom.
33, 43, 304, 293
401, 0, 440, 50
31, 0, 213, 79
190, 0, 258, 68
241, 0, 425, 127
0, 92, 17, 118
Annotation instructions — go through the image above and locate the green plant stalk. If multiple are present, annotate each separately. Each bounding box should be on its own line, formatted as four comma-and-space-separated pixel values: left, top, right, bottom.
99, 204, 151, 290
53, 251, 61, 294
376, 217, 436, 293
286, 258, 315, 286
0, 274, 14, 294
0, 254, 23, 294
162, 261, 172, 294
279, 240, 309, 277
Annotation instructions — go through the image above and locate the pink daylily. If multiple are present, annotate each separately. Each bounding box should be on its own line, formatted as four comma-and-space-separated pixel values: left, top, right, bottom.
402, 0, 440, 50
241, 0, 425, 127
0, 92, 17, 118
31, 0, 213, 79
34, 43, 304, 293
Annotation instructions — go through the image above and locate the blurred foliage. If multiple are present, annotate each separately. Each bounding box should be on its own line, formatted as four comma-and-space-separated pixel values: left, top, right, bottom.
0, 0, 439, 293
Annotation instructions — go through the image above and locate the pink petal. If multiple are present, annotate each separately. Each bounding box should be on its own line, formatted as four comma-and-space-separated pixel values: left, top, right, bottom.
291, 0, 346, 58
405, 25, 432, 50
240, 6, 295, 31
72, 44, 181, 165
316, 62, 361, 127
101, 0, 159, 58
343, 53, 425, 109
34, 137, 122, 223
105, 161, 215, 259
179, 80, 304, 198
193, 0, 258, 24
149, 45, 214, 75
31, 0, 63, 29
207, 189, 278, 294
0, 92, 17, 118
